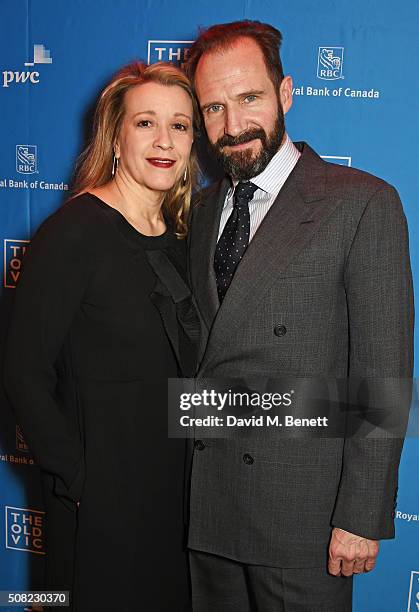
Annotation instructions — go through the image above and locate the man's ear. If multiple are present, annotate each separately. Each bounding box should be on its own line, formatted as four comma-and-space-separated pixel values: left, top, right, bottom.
279, 76, 293, 114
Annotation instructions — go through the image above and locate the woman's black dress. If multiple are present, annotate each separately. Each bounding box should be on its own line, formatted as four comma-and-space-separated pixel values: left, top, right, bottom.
4, 193, 197, 611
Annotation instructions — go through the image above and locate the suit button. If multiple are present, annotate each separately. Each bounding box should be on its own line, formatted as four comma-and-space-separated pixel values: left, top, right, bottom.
243, 453, 254, 465
274, 324, 287, 337
194, 440, 205, 451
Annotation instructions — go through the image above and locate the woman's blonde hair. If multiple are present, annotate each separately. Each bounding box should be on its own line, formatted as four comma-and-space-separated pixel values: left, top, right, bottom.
72, 61, 200, 238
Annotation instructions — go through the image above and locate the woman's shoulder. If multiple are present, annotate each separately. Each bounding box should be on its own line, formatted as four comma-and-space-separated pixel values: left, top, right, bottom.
26, 193, 112, 263
48, 192, 104, 224
34, 193, 108, 241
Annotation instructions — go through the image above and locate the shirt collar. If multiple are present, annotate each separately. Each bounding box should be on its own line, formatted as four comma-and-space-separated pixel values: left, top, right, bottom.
227, 134, 300, 198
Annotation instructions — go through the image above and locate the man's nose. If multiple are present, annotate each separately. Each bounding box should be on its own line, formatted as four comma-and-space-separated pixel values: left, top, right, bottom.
224, 107, 247, 137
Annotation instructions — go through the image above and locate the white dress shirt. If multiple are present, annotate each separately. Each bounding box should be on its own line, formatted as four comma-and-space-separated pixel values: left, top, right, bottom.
217, 135, 301, 242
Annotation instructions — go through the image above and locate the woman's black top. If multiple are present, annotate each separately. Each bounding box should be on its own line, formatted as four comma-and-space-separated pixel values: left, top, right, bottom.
4, 193, 195, 611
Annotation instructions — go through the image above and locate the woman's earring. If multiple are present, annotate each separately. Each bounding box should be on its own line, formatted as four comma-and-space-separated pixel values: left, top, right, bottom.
182, 167, 188, 186
111, 154, 119, 177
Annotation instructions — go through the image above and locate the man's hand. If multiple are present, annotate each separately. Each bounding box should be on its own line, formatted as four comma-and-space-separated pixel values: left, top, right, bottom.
328, 528, 379, 576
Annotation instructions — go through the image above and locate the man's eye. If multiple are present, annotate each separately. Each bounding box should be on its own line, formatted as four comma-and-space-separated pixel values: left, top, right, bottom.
137, 119, 152, 127
173, 123, 188, 131
244, 95, 257, 103
207, 105, 223, 114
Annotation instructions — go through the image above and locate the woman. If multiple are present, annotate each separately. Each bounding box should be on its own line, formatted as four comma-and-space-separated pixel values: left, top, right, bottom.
4, 61, 200, 611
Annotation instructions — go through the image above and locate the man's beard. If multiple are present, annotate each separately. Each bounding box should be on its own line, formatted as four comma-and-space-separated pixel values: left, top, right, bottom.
209, 108, 285, 181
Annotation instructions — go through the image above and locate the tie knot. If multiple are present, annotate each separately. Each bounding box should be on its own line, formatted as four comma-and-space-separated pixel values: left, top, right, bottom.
234, 181, 258, 207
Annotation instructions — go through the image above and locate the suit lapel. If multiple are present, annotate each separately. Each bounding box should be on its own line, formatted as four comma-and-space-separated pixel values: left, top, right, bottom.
190, 178, 229, 331
199, 143, 340, 371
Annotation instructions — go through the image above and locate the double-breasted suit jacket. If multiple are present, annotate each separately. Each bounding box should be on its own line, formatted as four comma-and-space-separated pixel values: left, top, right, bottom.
187, 142, 414, 567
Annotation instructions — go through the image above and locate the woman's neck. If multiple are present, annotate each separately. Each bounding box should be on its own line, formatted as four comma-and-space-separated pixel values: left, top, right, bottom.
90, 174, 167, 236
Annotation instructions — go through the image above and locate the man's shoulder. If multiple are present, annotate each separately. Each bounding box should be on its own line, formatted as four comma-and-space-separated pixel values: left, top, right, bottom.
301, 142, 397, 200
293, 144, 405, 227
325, 161, 391, 190
324, 164, 402, 213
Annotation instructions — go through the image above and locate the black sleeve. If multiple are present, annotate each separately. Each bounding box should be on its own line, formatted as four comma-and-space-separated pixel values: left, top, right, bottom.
3, 205, 93, 502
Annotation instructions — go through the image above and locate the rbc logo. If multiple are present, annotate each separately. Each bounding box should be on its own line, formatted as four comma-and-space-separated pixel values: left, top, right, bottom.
147, 40, 194, 67
16, 425, 30, 453
5, 506, 45, 554
317, 47, 344, 80
16, 145, 37, 174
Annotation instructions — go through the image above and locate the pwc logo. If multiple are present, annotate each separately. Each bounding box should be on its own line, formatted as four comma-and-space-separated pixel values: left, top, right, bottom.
2, 43, 52, 88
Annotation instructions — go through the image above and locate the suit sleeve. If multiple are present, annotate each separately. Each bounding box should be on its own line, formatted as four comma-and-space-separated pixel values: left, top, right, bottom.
3, 209, 92, 502
331, 184, 414, 539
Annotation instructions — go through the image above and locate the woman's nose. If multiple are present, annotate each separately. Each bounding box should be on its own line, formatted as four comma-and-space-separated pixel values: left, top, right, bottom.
153, 125, 174, 150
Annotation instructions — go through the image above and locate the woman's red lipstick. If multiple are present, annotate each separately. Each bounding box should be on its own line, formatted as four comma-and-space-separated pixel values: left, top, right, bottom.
147, 158, 176, 168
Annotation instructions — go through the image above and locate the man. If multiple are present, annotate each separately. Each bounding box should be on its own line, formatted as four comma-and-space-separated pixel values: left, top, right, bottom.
185, 20, 414, 611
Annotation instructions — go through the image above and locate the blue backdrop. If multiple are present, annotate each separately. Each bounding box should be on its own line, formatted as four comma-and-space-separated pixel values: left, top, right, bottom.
1, 1, 418, 610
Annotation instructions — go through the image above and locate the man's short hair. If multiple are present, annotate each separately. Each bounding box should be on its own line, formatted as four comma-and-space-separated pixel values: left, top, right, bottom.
185, 20, 284, 93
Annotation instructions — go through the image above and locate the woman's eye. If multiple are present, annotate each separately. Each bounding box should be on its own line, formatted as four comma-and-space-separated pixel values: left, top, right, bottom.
173, 123, 188, 131
137, 119, 152, 127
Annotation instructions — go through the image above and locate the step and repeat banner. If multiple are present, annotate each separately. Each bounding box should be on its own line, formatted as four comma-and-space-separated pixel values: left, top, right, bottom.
1, 1, 418, 610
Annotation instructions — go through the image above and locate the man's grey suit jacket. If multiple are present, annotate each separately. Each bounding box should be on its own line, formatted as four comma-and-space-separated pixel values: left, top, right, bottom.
187, 142, 414, 568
